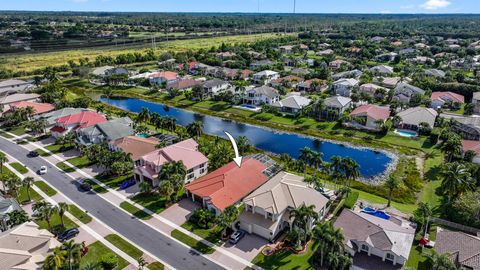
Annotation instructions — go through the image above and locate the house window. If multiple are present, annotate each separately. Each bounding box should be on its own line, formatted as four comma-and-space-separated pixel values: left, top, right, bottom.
187, 173, 194, 179
187, 168, 193, 173
200, 163, 205, 168
361, 244, 369, 252
267, 212, 273, 219
386, 253, 394, 261
200, 168, 205, 174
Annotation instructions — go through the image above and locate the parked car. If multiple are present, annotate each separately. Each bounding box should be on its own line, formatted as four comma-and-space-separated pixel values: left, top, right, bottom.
27, 150, 39, 157
119, 179, 136, 190
38, 166, 47, 175
58, 228, 79, 242
229, 230, 245, 244
79, 181, 92, 192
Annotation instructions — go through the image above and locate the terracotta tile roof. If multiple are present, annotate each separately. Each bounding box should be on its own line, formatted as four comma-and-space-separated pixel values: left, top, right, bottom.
55, 111, 107, 129
431, 91, 465, 104
140, 139, 207, 170
149, 71, 178, 80
462, 140, 480, 155
436, 229, 480, 270
350, 104, 391, 120
111, 136, 160, 161
9, 101, 54, 115
167, 79, 202, 90
186, 158, 268, 211
50, 126, 67, 133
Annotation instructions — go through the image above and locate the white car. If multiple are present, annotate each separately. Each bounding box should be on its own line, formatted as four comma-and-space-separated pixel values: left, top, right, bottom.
38, 166, 47, 175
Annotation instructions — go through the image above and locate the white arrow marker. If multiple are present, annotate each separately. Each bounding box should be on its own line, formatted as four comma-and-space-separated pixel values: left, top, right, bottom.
224, 131, 243, 167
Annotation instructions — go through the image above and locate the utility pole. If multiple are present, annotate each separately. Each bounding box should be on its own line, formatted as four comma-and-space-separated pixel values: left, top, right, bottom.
293, 0, 296, 14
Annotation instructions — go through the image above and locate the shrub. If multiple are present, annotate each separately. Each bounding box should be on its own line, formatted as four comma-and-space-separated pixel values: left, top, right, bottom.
101, 254, 118, 270
429, 132, 439, 145
188, 208, 216, 229
344, 191, 359, 209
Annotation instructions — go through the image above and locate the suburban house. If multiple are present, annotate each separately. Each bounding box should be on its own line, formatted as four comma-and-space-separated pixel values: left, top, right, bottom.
424, 69, 446, 78
430, 91, 464, 109
203, 79, 231, 96
334, 209, 415, 268
359, 83, 387, 98
369, 65, 394, 75
238, 171, 329, 241
243, 86, 280, 106
35, 107, 90, 128
461, 140, 480, 163
317, 96, 352, 120
253, 70, 280, 85
435, 228, 480, 270
392, 82, 425, 104
473, 92, 480, 114
4, 101, 54, 117
349, 104, 390, 130
0, 195, 21, 231
270, 75, 304, 88
0, 79, 35, 96
377, 77, 401, 89
250, 60, 275, 70
0, 221, 60, 270
76, 117, 134, 146
185, 157, 270, 215
109, 136, 160, 162
149, 71, 179, 85
167, 79, 202, 91
332, 69, 363, 80
396, 107, 438, 131
134, 139, 208, 186
316, 49, 334, 56
0, 93, 40, 111
91, 66, 114, 77
375, 52, 398, 62
50, 111, 107, 138
296, 79, 327, 92
333, 78, 359, 97
329, 59, 350, 70
440, 114, 480, 141
272, 94, 311, 115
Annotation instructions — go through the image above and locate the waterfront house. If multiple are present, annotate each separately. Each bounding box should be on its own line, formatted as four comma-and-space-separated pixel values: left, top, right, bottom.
4, 101, 54, 118
272, 94, 311, 115
238, 171, 329, 241
392, 82, 425, 104
243, 86, 280, 106
149, 71, 179, 85
0, 221, 61, 270
435, 228, 480, 270
203, 79, 231, 96
0, 94, 40, 112
333, 78, 359, 97
430, 91, 464, 109
0, 79, 36, 96
317, 96, 352, 120
334, 209, 415, 268
35, 107, 90, 128
252, 70, 280, 85
134, 139, 208, 186
76, 117, 134, 146
109, 136, 160, 162
349, 104, 390, 130
167, 79, 202, 91
50, 111, 107, 138
396, 107, 437, 131
185, 158, 269, 215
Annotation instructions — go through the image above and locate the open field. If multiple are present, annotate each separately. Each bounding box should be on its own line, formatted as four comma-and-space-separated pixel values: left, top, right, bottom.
0, 33, 293, 74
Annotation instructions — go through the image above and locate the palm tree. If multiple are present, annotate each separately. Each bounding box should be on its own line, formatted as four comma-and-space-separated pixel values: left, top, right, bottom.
6, 210, 29, 228
414, 202, 432, 234
289, 204, 318, 246
385, 176, 400, 207
57, 202, 69, 228
37, 203, 56, 231
137, 107, 151, 123
81, 262, 101, 270
22, 176, 35, 202
139, 181, 152, 194
5, 174, 21, 201
137, 257, 147, 270
342, 157, 360, 189
62, 240, 82, 270
236, 136, 252, 155
158, 180, 175, 205
0, 152, 7, 174
186, 121, 203, 138
427, 251, 458, 270
43, 247, 66, 270
313, 222, 333, 267
440, 134, 462, 162
216, 205, 239, 235
299, 147, 313, 175
440, 162, 475, 202
310, 151, 323, 175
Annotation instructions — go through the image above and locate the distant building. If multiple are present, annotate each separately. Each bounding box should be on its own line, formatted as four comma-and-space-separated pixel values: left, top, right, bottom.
0, 79, 35, 96
273, 95, 311, 115
333, 78, 359, 97
252, 70, 280, 85
243, 86, 280, 106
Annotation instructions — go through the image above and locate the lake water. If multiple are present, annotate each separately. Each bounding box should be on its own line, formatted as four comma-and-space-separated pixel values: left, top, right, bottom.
100, 97, 393, 179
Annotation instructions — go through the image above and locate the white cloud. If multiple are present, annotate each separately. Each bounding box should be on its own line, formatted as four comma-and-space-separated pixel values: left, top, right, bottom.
421, 0, 451, 10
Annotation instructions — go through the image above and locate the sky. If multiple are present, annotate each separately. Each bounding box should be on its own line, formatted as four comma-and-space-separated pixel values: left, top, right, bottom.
1, 0, 479, 14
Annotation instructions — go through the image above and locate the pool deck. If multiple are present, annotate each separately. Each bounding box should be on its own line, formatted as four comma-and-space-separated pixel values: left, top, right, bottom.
233, 105, 262, 112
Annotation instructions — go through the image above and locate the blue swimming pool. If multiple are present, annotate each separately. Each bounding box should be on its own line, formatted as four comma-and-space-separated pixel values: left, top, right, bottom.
362, 207, 391, 220
394, 129, 418, 138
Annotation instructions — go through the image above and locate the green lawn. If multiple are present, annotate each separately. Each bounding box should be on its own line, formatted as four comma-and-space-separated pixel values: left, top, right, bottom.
96, 174, 133, 189
119, 201, 152, 220
80, 241, 129, 270
36, 212, 78, 231
68, 204, 93, 224
85, 179, 108, 194
0, 130, 14, 138
251, 241, 317, 270
356, 189, 416, 214
34, 181, 57, 197
170, 229, 215, 254
9, 162, 28, 174
6, 125, 27, 136
421, 149, 444, 212
37, 148, 51, 157
105, 234, 143, 259
44, 144, 65, 153
181, 221, 223, 245
66, 155, 94, 168
18, 185, 42, 203
56, 161, 75, 173
131, 193, 167, 214
148, 262, 165, 270
405, 225, 437, 270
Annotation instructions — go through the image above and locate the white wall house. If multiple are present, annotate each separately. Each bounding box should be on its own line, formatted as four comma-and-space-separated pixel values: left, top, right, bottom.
253, 70, 280, 85
243, 86, 280, 106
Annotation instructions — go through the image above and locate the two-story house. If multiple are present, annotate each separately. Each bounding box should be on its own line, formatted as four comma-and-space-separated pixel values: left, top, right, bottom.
316, 96, 352, 120
333, 78, 359, 97
50, 111, 107, 138
252, 70, 280, 85
203, 79, 231, 96
149, 71, 179, 85
243, 86, 280, 106
76, 117, 134, 146
134, 139, 208, 186
392, 82, 425, 104
238, 171, 329, 241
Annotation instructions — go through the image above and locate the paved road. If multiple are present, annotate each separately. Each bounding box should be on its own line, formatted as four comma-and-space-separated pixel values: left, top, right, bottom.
0, 137, 224, 270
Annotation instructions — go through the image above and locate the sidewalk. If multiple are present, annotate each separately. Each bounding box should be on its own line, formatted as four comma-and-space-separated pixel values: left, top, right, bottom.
3, 130, 264, 270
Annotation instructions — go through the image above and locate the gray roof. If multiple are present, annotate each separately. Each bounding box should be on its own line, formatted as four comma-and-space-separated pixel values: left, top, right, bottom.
36, 107, 90, 125
394, 82, 425, 97
397, 107, 438, 127
0, 79, 34, 95
435, 229, 480, 270
0, 195, 21, 218
273, 95, 311, 110
332, 69, 363, 80
243, 171, 329, 215
425, 69, 446, 78
334, 209, 415, 260
250, 86, 280, 99
82, 117, 134, 141
324, 96, 352, 108
370, 65, 394, 74
203, 79, 228, 88
0, 93, 40, 105
333, 78, 359, 87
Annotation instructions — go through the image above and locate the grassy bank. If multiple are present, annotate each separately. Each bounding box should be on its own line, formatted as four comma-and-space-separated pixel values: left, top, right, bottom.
170, 229, 215, 254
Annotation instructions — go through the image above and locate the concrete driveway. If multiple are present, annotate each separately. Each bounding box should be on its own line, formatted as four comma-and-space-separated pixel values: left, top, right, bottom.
159, 198, 199, 226
220, 233, 267, 262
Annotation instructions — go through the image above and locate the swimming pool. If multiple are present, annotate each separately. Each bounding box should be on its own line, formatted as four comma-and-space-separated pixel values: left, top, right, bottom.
241, 104, 257, 109
394, 129, 418, 138
136, 133, 149, 138
362, 207, 391, 220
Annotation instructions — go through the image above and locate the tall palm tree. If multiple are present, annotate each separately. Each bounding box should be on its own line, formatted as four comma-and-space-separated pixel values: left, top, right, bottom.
236, 136, 252, 155
289, 204, 318, 246
186, 121, 203, 138
0, 152, 7, 174
299, 147, 313, 175
385, 176, 400, 207
38, 203, 56, 231
43, 247, 66, 270
137, 257, 147, 270
57, 202, 69, 228
216, 205, 239, 235
22, 176, 35, 202
440, 162, 475, 202
137, 107, 151, 123
6, 210, 29, 228
342, 157, 360, 189
440, 134, 462, 162
5, 174, 21, 201
62, 240, 82, 270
